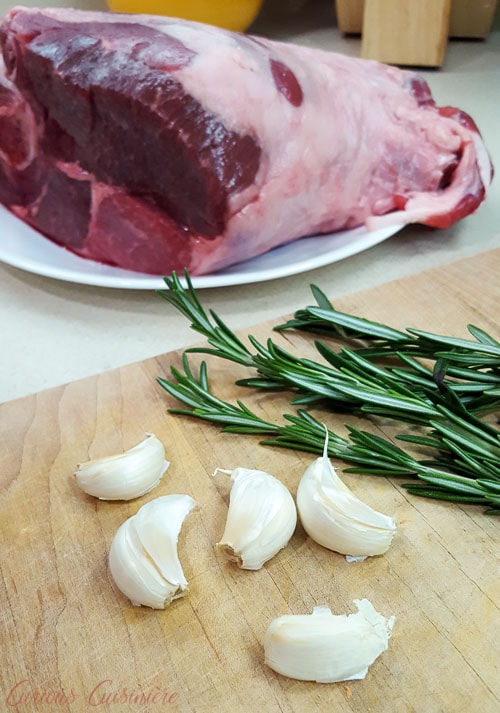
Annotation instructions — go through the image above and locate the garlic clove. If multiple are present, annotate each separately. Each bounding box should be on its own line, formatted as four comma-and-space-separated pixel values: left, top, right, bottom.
75, 433, 169, 501
108, 494, 196, 609
215, 468, 297, 570
109, 516, 179, 609
264, 599, 395, 683
296, 432, 396, 557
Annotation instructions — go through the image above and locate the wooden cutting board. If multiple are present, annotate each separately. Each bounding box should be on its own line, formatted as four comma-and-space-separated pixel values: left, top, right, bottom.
1, 249, 499, 713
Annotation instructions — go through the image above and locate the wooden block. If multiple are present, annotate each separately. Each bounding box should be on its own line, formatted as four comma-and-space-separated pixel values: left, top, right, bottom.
336, 0, 497, 40
449, 0, 497, 38
335, 0, 364, 33
361, 0, 452, 67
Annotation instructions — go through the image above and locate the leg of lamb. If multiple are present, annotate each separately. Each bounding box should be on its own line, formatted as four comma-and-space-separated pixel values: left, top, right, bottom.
0, 6, 492, 276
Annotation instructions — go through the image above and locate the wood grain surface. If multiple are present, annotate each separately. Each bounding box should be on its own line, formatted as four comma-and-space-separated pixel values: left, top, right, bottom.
361, 0, 451, 66
1, 249, 499, 713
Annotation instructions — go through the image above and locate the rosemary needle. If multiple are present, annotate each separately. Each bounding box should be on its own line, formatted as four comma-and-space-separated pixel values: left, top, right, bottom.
156, 271, 500, 515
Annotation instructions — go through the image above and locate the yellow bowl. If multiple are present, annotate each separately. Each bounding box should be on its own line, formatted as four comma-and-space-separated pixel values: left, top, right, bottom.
106, 0, 264, 32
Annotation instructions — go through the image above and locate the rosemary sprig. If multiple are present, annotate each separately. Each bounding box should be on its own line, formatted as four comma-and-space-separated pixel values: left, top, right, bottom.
276, 286, 500, 375
157, 355, 500, 514
156, 271, 500, 515
157, 271, 254, 367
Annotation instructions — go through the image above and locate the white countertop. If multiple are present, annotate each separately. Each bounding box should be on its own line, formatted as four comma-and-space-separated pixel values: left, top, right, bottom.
1, 1, 499, 404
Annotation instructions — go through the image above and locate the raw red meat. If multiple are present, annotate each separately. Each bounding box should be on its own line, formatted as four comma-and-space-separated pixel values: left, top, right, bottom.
0, 6, 492, 275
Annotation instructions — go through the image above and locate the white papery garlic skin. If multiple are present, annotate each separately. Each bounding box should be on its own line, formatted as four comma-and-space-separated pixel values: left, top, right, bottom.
215, 468, 297, 570
108, 494, 196, 609
264, 599, 395, 683
75, 433, 169, 500
297, 435, 396, 557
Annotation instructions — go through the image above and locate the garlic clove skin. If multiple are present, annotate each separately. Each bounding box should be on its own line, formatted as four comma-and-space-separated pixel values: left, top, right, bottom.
296, 435, 396, 557
75, 433, 169, 501
215, 468, 297, 570
264, 599, 395, 683
108, 494, 196, 609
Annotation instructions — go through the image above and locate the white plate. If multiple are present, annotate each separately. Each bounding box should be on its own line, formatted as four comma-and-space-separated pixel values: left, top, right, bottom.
0, 205, 403, 289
